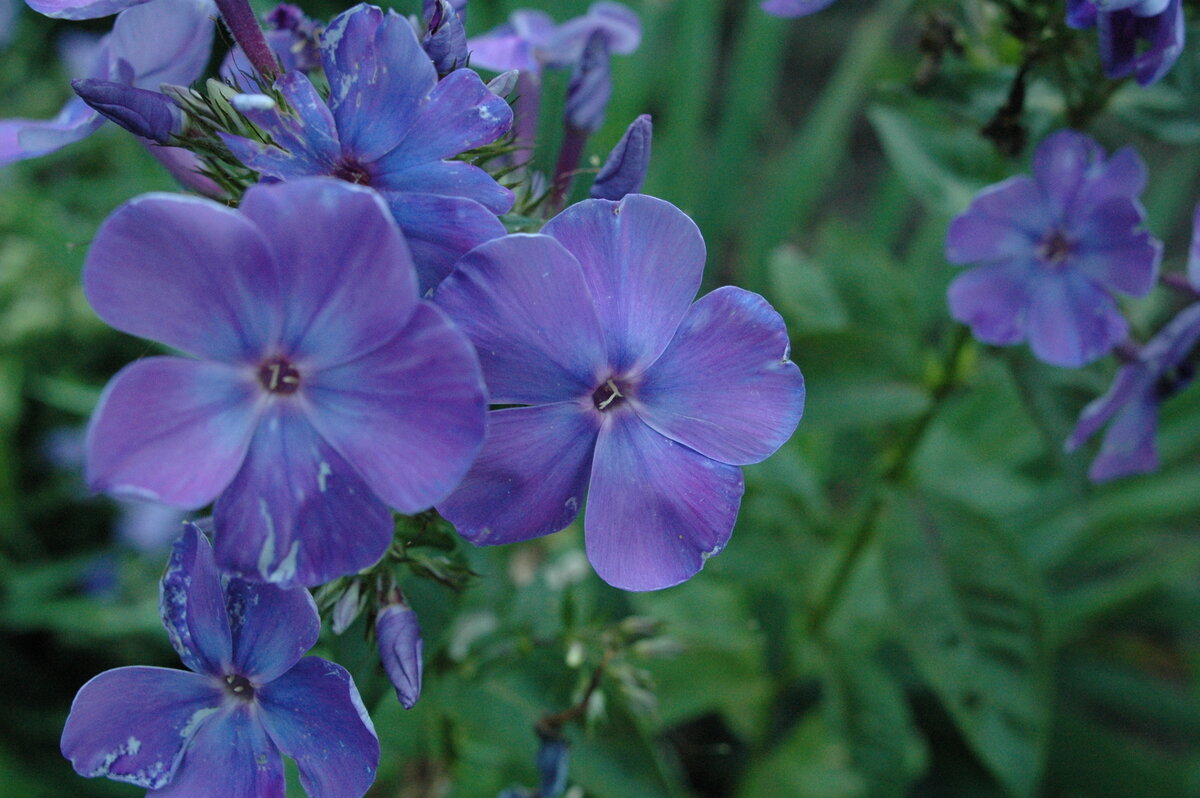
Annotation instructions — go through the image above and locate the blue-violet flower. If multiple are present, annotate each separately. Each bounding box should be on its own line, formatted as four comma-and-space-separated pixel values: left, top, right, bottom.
1066, 0, 1184, 87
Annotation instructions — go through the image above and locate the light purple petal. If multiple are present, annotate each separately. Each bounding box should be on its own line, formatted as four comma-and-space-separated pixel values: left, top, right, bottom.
946, 261, 1036, 346
304, 301, 487, 514
1188, 203, 1200, 291
466, 27, 539, 73
225, 578, 320, 683
0, 100, 104, 165
1032, 130, 1104, 220
323, 5, 436, 163
151, 704, 284, 798
585, 412, 743, 591
113, 0, 216, 88
760, 0, 837, 17
161, 525, 234, 676
546, 2, 642, 65
26, 0, 147, 20
1027, 271, 1128, 367
1071, 198, 1160, 296
237, 179, 418, 367
220, 130, 327, 180
257, 657, 379, 798
635, 287, 805, 466
382, 192, 507, 294
373, 158, 514, 215
83, 193, 281, 362
543, 195, 705, 374
143, 144, 225, 198
433, 233, 608, 404
61, 666, 222, 789
1066, 363, 1146, 451
1072, 146, 1147, 215
214, 405, 392, 587
376, 604, 423, 709
1089, 397, 1160, 482
86, 357, 262, 507
438, 403, 599, 545
944, 176, 1043, 264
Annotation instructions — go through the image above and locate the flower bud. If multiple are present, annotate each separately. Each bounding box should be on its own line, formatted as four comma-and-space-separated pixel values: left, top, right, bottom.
330, 579, 365, 635
422, 0, 468, 77
536, 737, 570, 798
71, 79, 181, 144
564, 32, 611, 133
487, 69, 520, 99
590, 114, 651, 200
377, 601, 423, 709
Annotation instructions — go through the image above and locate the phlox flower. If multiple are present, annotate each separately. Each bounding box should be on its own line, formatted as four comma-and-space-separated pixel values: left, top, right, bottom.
1067, 0, 1184, 87
61, 525, 379, 796
434, 194, 805, 591
467, 1, 641, 76
945, 130, 1161, 368
84, 178, 487, 586
221, 3, 514, 292
760, 0, 837, 18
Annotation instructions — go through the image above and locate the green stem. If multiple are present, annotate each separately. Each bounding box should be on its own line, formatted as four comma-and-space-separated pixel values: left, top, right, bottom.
806, 325, 971, 636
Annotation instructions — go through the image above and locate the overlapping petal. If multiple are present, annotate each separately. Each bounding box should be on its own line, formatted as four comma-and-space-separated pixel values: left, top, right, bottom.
0, 100, 104, 165
304, 302, 487, 514
437, 403, 599, 545
1026, 271, 1128, 367
946, 261, 1036, 346
257, 658, 379, 798
1033, 130, 1103, 219
586, 413, 743, 591
151, 704, 284, 798
635, 287, 805, 466
111, 0, 215, 88
61, 667, 222, 789
944, 176, 1044, 263
1087, 397, 1160, 482
382, 192, 507, 293
85, 358, 262, 508
435, 234, 608, 404
543, 195, 705, 374
225, 578, 321, 683
161, 525, 234, 676
1071, 198, 1160, 295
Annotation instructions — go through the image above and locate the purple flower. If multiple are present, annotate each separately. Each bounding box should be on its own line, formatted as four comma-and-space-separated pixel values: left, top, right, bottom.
376, 601, 423, 709
72, 79, 181, 144
221, 3, 513, 292
423, 0, 468, 77
467, 2, 641, 75
760, 0, 837, 17
945, 130, 1161, 367
61, 525, 380, 796
0, 0, 213, 164
434, 194, 806, 591
590, 114, 651, 200
1067, 0, 1183, 86
83, 178, 487, 586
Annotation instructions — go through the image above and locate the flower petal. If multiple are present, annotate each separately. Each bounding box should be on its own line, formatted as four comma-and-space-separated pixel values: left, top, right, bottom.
542, 194, 705, 374
83, 194, 281, 362
1032, 130, 1104, 219
257, 657, 379, 798
466, 27, 538, 73
374, 158, 514, 215
151, 704, 284, 798
26, 0, 147, 20
438, 403, 599, 545
237, 179, 419, 367
760, 0, 838, 17
1066, 363, 1146, 451
585, 412, 743, 591
0, 100, 104, 165
381, 192, 507, 294
112, 0, 215, 89
944, 176, 1043, 264
225, 578, 320, 683
213, 405, 392, 587
1027, 272, 1128, 368
305, 301, 487, 514
635, 287, 805, 466
434, 234, 608, 404
1088, 397, 1160, 482
1071, 198, 1160, 296
946, 261, 1036, 346
161, 525, 234, 676
86, 357, 261, 508
61, 666, 222, 790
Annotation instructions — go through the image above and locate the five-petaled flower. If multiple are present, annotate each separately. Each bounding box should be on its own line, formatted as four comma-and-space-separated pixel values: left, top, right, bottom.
84, 178, 487, 587
61, 524, 380, 796
945, 130, 1162, 368
434, 194, 805, 591
221, 3, 514, 292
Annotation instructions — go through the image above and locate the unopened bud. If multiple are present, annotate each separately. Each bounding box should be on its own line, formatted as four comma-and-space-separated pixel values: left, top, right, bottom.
487, 69, 520, 99
564, 32, 611, 133
422, 0, 468, 77
331, 580, 365, 635
72, 80, 181, 144
377, 602, 423, 709
590, 114, 651, 200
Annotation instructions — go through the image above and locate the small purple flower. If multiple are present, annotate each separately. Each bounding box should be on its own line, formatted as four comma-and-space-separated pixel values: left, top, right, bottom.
590, 114, 651, 200
61, 525, 380, 795
760, 0, 837, 17
376, 600, 423, 709
221, 3, 513, 291
467, 2, 640, 75
1067, 0, 1183, 86
84, 178, 487, 586
423, 0, 468, 77
0, 0, 213, 164
945, 130, 1161, 368
434, 194, 805, 591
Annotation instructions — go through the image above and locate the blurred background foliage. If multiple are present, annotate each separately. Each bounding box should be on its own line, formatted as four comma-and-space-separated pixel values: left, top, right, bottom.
3, 0, 1200, 795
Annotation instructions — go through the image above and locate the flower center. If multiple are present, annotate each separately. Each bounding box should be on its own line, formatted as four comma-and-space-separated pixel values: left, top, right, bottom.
592, 378, 626, 411
258, 356, 301, 395
224, 673, 255, 701
331, 157, 371, 186
1038, 229, 1073, 266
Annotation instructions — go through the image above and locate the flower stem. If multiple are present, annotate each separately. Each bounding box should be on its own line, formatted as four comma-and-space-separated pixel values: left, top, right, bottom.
806, 325, 971, 637
214, 0, 278, 80
547, 124, 589, 214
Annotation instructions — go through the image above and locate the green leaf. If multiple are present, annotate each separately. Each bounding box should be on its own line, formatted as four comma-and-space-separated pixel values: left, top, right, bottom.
736, 712, 866, 798
880, 493, 1051, 798
767, 245, 849, 334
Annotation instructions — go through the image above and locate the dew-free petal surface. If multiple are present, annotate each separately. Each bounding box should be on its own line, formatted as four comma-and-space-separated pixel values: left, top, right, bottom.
160, 526, 234, 676
225, 578, 320, 683
150, 704, 284, 798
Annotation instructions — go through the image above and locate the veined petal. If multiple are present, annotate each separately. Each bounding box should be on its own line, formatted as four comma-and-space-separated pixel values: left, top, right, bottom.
438, 403, 599, 545
161, 525, 234, 676
257, 658, 379, 798
542, 195, 705, 374
213, 405, 392, 587
1027, 271, 1127, 367
635, 287, 805, 466
61, 666, 222, 790
585, 413, 743, 591
83, 193, 282, 362
151, 704, 284, 798
238, 179, 419, 367
947, 260, 1036, 346
305, 301, 487, 514
381, 192, 507, 294
86, 357, 262, 508
434, 233, 609, 404
944, 176, 1043, 263
225, 578, 320, 683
